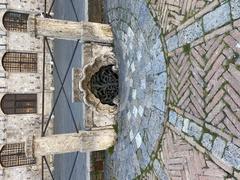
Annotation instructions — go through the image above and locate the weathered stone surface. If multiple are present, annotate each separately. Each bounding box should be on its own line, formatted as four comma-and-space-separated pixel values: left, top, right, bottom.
135, 132, 142, 149
169, 111, 177, 125
212, 137, 226, 158
72, 68, 83, 102
80, 52, 118, 118
105, 0, 167, 178
130, 130, 134, 142
132, 89, 137, 100
153, 160, 169, 180
166, 35, 179, 52
230, 0, 240, 20
203, 3, 231, 32
133, 106, 138, 118
137, 144, 150, 169
34, 129, 117, 156
223, 143, 240, 170
182, 118, 189, 133
138, 105, 144, 117
188, 122, 202, 140
201, 133, 213, 151
178, 20, 203, 46
176, 115, 184, 130
0, 1, 55, 180
28, 16, 114, 43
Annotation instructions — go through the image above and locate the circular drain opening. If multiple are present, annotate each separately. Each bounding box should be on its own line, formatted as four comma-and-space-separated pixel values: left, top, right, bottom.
90, 65, 118, 106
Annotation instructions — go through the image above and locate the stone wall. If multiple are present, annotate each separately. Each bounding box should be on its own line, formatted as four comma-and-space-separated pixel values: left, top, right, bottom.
6, 0, 53, 13
0, 0, 54, 179
83, 43, 116, 129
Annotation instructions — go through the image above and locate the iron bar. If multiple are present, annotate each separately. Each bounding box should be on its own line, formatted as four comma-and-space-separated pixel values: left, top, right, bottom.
43, 156, 55, 180
47, 0, 56, 16
70, 0, 79, 21
43, 40, 80, 135
41, 0, 83, 179
41, 37, 46, 136
42, 156, 44, 180
45, 39, 79, 133
44, 0, 47, 15
68, 152, 79, 180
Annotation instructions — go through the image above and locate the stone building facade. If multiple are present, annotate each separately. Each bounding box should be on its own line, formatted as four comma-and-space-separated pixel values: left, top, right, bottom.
0, 0, 54, 179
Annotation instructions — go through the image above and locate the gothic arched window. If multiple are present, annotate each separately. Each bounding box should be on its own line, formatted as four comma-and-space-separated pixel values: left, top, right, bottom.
3, 12, 29, 32
2, 52, 37, 72
0, 143, 35, 167
1, 94, 37, 114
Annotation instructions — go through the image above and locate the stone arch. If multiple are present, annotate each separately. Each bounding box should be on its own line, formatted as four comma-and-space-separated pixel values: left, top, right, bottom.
0, 51, 6, 72
0, 10, 7, 32
1, 94, 37, 115
0, 142, 35, 168
2, 51, 37, 73
80, 53, 118, 117
3, 11, 29, 32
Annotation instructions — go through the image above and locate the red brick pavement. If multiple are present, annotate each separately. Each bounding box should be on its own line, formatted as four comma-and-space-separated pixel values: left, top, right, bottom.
168, 23, 240, 139
162, 128, 228, 180
148, 0, 213, 34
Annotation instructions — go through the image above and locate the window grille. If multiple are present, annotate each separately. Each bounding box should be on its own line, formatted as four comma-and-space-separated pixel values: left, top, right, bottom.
2, 52, 37, 73
1, 94, 37, 114
0, 143, 35, 167
3, 12, 29, 32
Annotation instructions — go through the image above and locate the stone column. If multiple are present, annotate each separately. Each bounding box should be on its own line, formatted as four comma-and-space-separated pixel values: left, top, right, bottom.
27, 15, 113, 44
26, 128, 116, 157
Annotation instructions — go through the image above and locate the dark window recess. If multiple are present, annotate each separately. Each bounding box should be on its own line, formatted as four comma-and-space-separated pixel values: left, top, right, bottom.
88, 0, 105, 23
90, 65, 118, 106
3, 12, 29, 32
90, 172, 104, 180
1, 94, 37, 114
0, 143, 35, 167
2, 52, 37, 72
90, 151, 105, 180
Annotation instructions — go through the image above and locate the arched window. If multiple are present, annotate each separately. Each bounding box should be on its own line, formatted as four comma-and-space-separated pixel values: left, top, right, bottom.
2, 52, 37, 72
0, 143, 35, 167
1, 94, 37, 114
3, 12, 29, 32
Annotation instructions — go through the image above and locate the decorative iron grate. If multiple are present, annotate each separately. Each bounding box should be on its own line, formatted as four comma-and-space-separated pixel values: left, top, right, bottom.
3, 12, 29, 32
0, 143, 35, 167
1, 94, 37, 114
90, 65, 118, 106
2, 52, 37, 72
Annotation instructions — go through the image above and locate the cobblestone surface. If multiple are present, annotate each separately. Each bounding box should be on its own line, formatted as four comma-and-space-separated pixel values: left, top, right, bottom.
104, 0, 167, 179
104, 0, 240, 179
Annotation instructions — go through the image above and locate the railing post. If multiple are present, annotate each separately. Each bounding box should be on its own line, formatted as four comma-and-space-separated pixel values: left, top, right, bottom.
25, 128, 116, 157
27, 15, 113, 44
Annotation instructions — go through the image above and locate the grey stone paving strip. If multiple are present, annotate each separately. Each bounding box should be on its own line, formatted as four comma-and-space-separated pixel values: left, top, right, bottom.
104, 0, 168, 179
203, 3, 231, 32
168, 110, 240, 178
231, 0, 240, 20
166, 0, 240, 52
178, 20, 203, 47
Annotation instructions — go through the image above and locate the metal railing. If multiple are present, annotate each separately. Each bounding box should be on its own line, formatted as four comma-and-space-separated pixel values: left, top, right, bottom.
41, 0, 82, 179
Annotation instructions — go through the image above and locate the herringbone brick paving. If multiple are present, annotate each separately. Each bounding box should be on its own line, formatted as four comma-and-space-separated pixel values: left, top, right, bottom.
162, 128, 229, 180
105, 0, 240, 178
149, 0, 211, 33
168, 24, 240, 139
